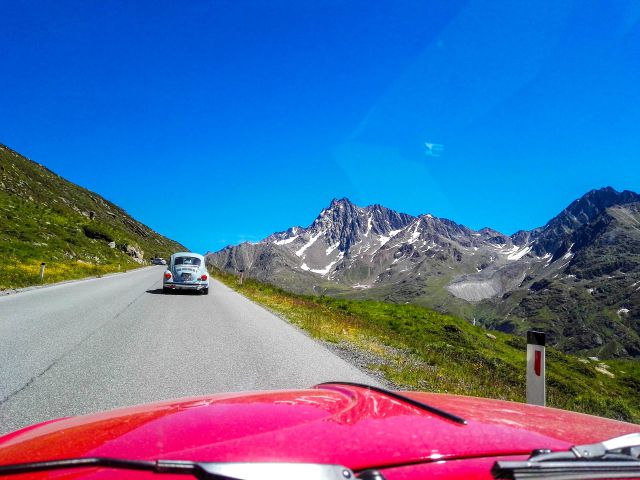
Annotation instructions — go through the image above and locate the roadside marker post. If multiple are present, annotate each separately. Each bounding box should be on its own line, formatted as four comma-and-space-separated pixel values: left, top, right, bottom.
39, 263, 46, 282
526, 330, 546, 406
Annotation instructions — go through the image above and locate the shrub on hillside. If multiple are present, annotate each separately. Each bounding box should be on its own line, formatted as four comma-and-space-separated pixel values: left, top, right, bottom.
82, 224, 113, 242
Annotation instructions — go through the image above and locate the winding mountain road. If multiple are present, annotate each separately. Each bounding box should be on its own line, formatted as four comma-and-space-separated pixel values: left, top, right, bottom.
0, 267, 378, 434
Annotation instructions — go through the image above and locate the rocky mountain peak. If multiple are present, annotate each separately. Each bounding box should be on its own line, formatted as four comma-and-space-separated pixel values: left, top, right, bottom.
563, 186, 640, 223
315, 198, 360, 225
365, 204, 415, 235
533, 186, 640, 256
329, 197, 355, 209
310, 199, 415, 250
312, 198, 364, 248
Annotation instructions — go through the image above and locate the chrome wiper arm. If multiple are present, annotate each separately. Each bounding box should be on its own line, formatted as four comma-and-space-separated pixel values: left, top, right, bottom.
493, 432, 640, 480
597, 433, 640, 456
0, 458, 358, 480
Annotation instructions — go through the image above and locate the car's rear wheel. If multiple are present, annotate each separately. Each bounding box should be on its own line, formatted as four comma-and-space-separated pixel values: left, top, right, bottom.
163, 287, 171, 294
203, 288, 209, 295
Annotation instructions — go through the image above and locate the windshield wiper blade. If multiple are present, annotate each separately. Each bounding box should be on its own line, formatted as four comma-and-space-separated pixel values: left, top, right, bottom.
493, 433, 640, 480
0, 458, 358, 480
0, 458, 159, 476
316, 382, 467, 425
492, 460, 640, 480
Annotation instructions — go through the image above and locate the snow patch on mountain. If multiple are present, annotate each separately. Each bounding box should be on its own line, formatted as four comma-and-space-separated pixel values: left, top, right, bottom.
296, 231, 322, 257
507, 245, 532, 260
326, 243, 339, 255
309, 256, 342, 276
275, 236, 298, 245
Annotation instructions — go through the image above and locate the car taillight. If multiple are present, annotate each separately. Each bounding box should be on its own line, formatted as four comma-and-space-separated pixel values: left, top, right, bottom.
164, 271, 172, 279
201, 274, 208, 281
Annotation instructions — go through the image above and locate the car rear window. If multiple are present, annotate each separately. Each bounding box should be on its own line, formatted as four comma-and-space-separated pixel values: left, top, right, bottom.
174, 257, 201, 266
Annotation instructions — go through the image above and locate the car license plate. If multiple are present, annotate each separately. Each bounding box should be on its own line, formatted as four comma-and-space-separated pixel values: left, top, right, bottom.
182, 273, 191, 281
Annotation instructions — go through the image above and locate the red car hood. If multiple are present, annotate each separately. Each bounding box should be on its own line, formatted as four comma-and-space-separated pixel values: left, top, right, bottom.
0, 383, 637, 477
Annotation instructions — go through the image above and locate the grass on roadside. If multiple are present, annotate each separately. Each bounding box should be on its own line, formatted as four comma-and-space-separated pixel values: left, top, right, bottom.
0, 260, 138, 290
211, 268, 640, 424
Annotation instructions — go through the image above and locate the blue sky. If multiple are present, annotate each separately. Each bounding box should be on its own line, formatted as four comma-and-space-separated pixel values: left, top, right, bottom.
1, 1, 639, 253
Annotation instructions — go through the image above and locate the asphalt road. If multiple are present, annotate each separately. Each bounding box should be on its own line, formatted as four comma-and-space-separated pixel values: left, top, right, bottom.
0, 267, 379, 434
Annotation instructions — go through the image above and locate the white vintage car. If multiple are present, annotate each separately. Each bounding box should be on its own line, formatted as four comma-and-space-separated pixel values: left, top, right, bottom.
163, 252, 209, 294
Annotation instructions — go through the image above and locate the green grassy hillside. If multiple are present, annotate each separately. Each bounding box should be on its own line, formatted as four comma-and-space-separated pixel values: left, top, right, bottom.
0, 144, 184, 289
211, 268, 640, 424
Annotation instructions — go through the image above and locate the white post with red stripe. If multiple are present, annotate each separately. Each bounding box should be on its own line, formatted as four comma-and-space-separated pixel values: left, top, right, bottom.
526, 330, 546, 406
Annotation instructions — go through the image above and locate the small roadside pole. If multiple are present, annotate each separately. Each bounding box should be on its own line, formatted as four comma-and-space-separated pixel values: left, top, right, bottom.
526, 330, 546, 406
238, 269, 245, 285
39, 262, 46, 282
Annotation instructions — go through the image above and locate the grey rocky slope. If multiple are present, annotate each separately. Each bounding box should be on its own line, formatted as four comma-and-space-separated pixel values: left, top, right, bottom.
207, 187, 640, 358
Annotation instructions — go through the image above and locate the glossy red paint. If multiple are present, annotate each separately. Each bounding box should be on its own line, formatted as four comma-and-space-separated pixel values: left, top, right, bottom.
0, 384, 637, 479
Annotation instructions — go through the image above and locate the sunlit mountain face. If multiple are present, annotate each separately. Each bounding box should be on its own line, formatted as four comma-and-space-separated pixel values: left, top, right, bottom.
208, 187, 640, 358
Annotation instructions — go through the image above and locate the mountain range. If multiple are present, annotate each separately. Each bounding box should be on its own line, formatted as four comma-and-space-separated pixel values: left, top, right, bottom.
207, 187, 640, 358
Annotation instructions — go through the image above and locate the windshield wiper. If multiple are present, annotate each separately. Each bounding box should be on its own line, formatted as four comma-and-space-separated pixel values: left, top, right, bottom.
316, 382, 467, 425
0, 459, 364, 480
492, 432, 640, 480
